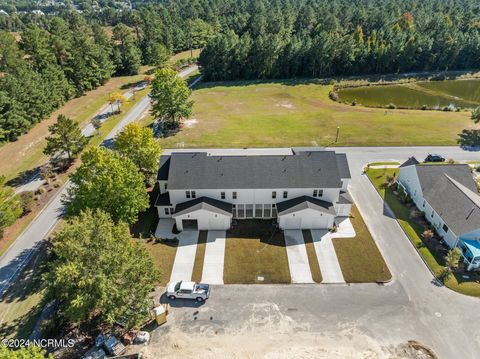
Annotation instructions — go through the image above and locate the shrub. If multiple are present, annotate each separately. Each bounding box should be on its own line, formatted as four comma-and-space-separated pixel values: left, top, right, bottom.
421, 105, 428, 110
35, 187, 46, 195
351, 100, 357, 106
328, 91, 339, 101
19, 191, 35, 215
386, 103, 396, 109
422, 229, 434, 240
53, 183, 60, 188
397, 186, 411, 203
446, 158, 455, 164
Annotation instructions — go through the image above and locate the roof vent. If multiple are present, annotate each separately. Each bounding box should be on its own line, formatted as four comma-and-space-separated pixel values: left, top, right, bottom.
282, 156, 286, 161
307, 152, 312, 157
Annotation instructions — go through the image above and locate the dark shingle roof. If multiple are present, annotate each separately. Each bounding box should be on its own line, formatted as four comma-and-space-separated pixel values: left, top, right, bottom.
157, 155, 171, 180
167, 151, 346, 190
277, 196, 336, 215
335, 153, 351, 179
400, 157, 420, 168
155, 192, 171, 206
338, 191, 352, 204
415, 164, 480, 235
173, 197, 232, 217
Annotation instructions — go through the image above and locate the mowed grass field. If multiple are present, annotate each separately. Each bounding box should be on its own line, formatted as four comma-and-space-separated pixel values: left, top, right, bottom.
159, 81, 473, 148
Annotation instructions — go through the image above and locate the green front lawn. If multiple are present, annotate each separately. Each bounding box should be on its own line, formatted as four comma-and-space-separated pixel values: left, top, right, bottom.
333, 205, 392, 283
224, 220, 291, 284
366, 168, 480, 297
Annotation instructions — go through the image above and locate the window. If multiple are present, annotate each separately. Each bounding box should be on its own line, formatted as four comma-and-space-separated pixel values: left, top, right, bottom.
272, 191, 276, 199
255, 204, 262, 218
318, 189, 323, 197
283, 191, 288, 199
164, 208, 170, 215
191, 191, 196, 198
422, 200, 426, 208
313, 189, 318, 197
232, 191, 237, 199
442, 224, 449, 233
164, 183, 168, 190
186, 191, 191, 199
431, 211, 434, 218
221, 192, 225, 199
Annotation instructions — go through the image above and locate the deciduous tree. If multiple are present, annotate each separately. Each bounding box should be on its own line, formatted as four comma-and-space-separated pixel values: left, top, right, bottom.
114, 123, 162, 183
45, 209, 159, 329
150, 67, 193, 129
64, 147, 149, 224
0, 345, 52, 358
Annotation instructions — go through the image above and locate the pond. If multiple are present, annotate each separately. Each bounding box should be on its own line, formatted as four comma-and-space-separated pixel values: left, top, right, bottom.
337, 79, 480, 109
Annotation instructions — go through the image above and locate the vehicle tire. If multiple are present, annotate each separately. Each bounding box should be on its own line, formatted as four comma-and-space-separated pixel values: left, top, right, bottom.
168, 295, 176, 300
196, 297, 204, 302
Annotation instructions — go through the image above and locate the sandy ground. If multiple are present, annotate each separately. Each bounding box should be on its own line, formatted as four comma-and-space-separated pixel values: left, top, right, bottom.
134, 303, 436, 359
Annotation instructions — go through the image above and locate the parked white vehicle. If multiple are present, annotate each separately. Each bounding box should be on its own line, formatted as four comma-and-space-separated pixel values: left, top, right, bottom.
166, 281, 210, 302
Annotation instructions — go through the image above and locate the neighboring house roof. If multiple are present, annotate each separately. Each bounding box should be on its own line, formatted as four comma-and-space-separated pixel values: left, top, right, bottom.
414, 164, 480, 235
157, 155, 171, 180
155, 192, 171, 206
399, 156, 420, 168
338, 191, 352, 204
166, 150, 347, 190
277, 196, 336, 216
335, 153, 351, 179
173, 197, 232, 217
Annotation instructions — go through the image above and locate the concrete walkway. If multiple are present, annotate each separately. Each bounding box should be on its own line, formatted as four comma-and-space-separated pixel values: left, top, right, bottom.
311, 230, 345, 283
284, 230, 314, 283
201, 230, 226, 284
169, 230, 199, 283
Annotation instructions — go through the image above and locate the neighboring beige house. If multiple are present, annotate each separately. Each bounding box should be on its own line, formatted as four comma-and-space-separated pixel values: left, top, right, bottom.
155, 148, 352, 232
398, 157, 480, 270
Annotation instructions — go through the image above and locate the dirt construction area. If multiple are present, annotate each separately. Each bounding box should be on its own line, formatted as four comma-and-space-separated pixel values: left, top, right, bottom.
129, 285, 437, 359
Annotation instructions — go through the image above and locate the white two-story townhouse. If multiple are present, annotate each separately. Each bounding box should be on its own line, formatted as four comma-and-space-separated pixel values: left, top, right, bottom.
398, 157, 480, 270
155, 147, 352, 232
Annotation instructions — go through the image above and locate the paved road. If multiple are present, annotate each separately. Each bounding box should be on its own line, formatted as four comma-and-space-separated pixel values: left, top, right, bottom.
157, 146, 479, 359
0, 66, 199, 298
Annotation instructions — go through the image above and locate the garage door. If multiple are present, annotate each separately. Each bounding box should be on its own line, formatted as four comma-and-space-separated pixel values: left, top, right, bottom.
283, 217, 302, 229
182, 219, 198, 230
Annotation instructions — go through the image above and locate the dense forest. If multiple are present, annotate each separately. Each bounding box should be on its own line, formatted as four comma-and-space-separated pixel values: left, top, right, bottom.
1, 0, 480, 141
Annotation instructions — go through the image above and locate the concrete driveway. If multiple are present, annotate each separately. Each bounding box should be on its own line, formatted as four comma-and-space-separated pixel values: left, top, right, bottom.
169, 230, 199, 283
284, 229, 314, 283
201, 230, 226, 284
311, 230, 345, 283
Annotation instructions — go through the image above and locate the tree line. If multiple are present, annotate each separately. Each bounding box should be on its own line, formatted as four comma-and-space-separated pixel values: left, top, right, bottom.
198, 0, 480, 81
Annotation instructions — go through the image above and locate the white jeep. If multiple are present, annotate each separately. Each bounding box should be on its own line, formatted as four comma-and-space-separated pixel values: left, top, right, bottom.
166, 281, 211, 302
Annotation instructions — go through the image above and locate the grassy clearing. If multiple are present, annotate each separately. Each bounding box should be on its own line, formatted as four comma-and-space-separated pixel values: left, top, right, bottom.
191, 231, 208, 283
332, 206, 391, 283
0, 247, 48, 339
158, 81, 472, 148
366, 168, 480, 297
224, 220, 291, 284
169, 49, 201, 64
302, 230, 322, 283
